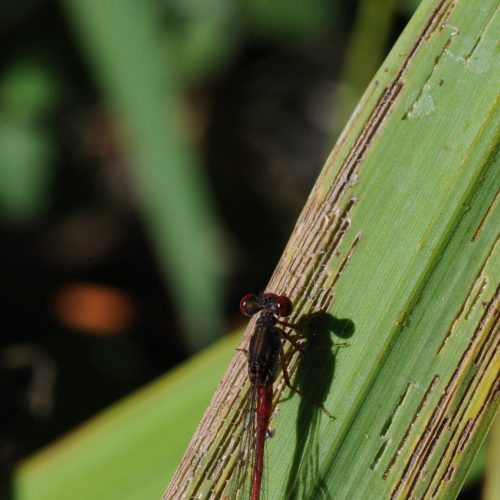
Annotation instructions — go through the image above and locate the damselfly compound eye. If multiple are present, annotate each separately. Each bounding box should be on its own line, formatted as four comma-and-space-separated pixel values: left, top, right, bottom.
240, 293, 259, 316
276, 295, 292, 317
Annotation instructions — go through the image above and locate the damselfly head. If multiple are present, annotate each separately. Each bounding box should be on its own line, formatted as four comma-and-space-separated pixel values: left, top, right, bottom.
261, 293, 292, 317
240, 292, 293, 317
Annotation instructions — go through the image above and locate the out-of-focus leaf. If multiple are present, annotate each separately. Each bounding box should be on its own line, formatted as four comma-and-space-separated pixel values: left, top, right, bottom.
13, 333, 239, 500
0, 61, 59, 223
64, 0, 223, 349
245, 0, 340, 40
0, 119, 53, 222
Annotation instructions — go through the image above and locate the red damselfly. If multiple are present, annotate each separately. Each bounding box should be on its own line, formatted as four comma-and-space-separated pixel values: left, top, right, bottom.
226, 293, 334, 500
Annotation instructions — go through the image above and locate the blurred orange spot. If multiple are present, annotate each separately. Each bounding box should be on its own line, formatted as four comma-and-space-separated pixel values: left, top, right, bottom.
53, 283, 135, 335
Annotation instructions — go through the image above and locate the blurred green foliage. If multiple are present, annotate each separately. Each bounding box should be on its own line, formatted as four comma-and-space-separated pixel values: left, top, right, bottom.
0, 60, 60, 222
0, 0, 357, 351
64, 0, 224, 350
14, 333, 239, 500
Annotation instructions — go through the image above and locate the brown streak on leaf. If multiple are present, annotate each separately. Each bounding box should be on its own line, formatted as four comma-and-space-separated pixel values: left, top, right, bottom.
380, 383, 413, 439
471, 188, 499, 241
461, 2, 499, 61
370, 441, 388, 471
438, 237, 498, 354
383, 375, 440, 481
390, 287, 499, 499
429, 374, 499, 498
433, 0, 458, 34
